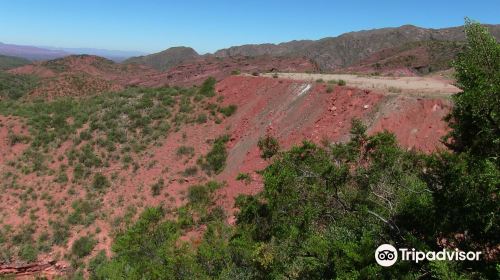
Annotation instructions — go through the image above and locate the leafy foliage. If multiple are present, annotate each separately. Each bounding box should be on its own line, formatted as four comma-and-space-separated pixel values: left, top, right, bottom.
258, 135, 280, 159
72, 236, 97, 258
446, 18, 500, 163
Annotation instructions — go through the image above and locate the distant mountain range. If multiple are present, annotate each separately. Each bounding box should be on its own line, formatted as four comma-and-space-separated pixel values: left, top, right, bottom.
125, 24, 500, 73
40, 47, 146, 62
3, 23, 500, 74
0, 42, 68, 61
0, 42, 145, 62
212, 24, 500, 71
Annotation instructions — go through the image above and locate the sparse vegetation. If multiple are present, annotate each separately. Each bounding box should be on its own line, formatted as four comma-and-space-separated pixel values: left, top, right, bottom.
91, 20, 500, 279
388, 86, 402, 93
236, 172, 251, 184
176, 145, 195, 157
71, 236, 96, 258
0, 72, 38, 100
218, 104, 237, 117
92, 173, 110, 191
151, 178, 165, 196
257, 135, 280, 159
199, 135, 230, 174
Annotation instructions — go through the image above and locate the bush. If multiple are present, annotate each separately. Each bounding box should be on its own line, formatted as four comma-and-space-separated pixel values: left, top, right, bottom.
315, 78, 324, 83
188, 184, 211, 206
176, 146, 194, 157
200, 135, 229, 174
19, 244, 38, 262
218, 105, 237, 117
231, 70, 241, 75
50, 221, 69, 245
183, 166, 198, 177
337, 79, 346, 86
257, 135, 280, 159
92, 173, 110, 191
326, 85, 334, 93
196, 113, 208, 124
199, 77, 216, 97
252, 72, 259, 76
236, 172, 251, 184
151, 178, 165, 196
7, 131, 30, 146
71, 236, 96, 258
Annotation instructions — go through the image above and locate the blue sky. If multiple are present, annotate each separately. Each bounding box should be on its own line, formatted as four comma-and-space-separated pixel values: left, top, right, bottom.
0, 0, 498, 54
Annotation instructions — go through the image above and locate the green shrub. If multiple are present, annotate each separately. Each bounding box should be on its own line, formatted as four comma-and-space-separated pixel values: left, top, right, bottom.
183, 166, 198, 177
218, 105, 237, 117
151, 178, 165, 196
337, 79, 346, 86
200, 135, 229, 174
176, 146, 194, 157
7, 131, 30, 146
257, 135, 280, 159
326, 85, 334, 93
188, 184, 211, 206
199, 77, 216, 97
19, 244, 38, 262
231, 70, 241, 75
196, 113, 208, 124
236, 172, 252, 184
50, 221, 69, 245
71, 236, 96, 258
315, 78, 324, 83
92, 173, 110, 191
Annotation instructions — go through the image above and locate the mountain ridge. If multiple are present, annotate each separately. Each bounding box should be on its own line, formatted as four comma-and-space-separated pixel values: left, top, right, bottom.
213, 24, 500, 70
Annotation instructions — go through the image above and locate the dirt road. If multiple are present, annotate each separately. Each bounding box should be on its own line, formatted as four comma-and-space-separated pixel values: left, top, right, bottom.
262, 72, 460, 97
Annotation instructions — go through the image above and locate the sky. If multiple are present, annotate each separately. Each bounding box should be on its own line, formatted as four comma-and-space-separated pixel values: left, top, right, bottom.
0, 0, 499, 54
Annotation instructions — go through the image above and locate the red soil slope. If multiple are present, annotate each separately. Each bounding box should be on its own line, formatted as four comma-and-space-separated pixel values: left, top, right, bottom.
8, 55, 317, 99
211, 76, 451, 215
0, 75, 451, 278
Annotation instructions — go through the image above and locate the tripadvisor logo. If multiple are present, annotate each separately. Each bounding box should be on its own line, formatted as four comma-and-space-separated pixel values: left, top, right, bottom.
375, 244, 482, 267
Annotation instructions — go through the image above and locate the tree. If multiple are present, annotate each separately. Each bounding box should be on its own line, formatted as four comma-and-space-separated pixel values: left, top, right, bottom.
446, 18, 500, 163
